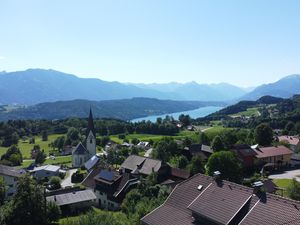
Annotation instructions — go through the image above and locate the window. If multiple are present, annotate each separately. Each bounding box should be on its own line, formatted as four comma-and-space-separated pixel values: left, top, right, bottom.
90, 137, 93, 144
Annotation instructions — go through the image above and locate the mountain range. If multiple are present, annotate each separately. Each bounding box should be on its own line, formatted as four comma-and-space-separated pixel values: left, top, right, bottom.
241, 74, 300, 100
1, 69, 300, 106
0, 69, 247, 105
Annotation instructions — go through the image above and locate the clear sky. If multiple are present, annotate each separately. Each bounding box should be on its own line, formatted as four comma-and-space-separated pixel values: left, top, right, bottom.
1, 0, 300, 87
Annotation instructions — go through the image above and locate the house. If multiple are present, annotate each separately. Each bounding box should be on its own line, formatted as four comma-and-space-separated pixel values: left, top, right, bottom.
277, 135, 300, 151
72, 108, 97, 167
232, 144, 257, 167
160, 167, 190, 188
137, 141, 151, 150
120, 155, 190, 185
29, 164, 63, 179
61, 145, 73, 156
47, 189, 97, 213
252, 145, 293, 167
120, 155, 164, 176
82, 167, 139, 210
183, 144, 214, 161
141, 173, 300, 225
0, 165, 23, 200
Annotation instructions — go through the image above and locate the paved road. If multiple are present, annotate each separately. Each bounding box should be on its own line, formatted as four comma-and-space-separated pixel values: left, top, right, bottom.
61, 168, 77, 188
269, 168, 300, 182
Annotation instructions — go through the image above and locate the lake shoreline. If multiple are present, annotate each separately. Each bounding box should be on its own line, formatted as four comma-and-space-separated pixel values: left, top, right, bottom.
131, 106, 223, 123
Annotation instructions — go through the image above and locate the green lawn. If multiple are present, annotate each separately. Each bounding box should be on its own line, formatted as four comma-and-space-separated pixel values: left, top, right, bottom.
272, 178, 292, 197
0, 134, 65, 159
204, 126, 230, 140
19, 155, 72, 169
110, 130, 198, 144
230, 107, 260, 118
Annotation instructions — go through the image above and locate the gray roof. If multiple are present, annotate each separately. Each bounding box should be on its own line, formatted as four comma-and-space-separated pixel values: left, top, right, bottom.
201, 144, 213, 154
30, 165, 60, 173
121, 155, 162, 175
0, 165, 22, 177
84, 155, 100, 171
72, 142, 89, 155
47, 189, 96, 206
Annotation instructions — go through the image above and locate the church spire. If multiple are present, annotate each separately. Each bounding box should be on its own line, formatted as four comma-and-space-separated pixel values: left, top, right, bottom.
87, 107, 96, 137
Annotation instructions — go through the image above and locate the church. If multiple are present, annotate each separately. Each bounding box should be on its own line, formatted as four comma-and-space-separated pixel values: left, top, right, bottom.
72, 108, 97, 167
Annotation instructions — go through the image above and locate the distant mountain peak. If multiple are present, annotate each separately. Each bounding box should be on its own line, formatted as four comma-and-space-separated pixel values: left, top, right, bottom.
278, 74, 300, 81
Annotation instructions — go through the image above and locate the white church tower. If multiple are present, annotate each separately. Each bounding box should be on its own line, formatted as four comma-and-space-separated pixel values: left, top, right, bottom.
86, 108, 96, 157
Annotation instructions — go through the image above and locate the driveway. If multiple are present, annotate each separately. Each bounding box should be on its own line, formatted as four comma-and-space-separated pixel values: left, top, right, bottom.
269, 168, 300, 182
61, 168, 77, 188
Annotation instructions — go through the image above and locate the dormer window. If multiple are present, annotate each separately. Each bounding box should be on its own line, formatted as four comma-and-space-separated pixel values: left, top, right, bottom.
90, 137, 93, 144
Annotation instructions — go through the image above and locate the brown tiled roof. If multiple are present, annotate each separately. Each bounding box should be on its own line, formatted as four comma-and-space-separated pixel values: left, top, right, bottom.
278, 136, 300, 146
170, 167, 190, 179
188, 182, 253, 225
239, 195, 300, 225
254, 145, 293, 158
141, 174, 300, 225
234, 144, 257, 157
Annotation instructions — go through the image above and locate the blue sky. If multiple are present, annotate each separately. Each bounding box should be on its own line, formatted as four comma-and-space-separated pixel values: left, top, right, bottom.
1, 0, 300, 87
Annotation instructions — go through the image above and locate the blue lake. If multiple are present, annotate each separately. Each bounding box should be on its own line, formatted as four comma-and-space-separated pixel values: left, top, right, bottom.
131, 106, 223, 123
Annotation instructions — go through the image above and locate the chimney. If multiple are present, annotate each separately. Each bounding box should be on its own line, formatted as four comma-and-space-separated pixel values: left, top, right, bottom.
252, 181, 264, 194
213, 171, 221, 180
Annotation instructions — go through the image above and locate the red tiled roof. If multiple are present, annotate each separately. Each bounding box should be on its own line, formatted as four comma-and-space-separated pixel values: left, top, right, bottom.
278, 136, 300, 146
141, 174, 300, 225
254, 145, 293, 158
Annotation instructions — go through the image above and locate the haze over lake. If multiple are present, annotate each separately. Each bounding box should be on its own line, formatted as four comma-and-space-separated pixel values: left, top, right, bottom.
131, 106, 222, 123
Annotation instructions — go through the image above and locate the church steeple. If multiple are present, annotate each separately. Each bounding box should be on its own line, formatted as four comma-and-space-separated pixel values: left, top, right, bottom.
87, 107, 96, 137
86, 107, 96, 157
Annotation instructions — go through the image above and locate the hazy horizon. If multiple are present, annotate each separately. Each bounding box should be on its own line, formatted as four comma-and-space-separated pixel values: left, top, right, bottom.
1, 1, 300, 86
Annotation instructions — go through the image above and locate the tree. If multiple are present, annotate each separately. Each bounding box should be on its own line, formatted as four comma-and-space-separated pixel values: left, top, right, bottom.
47, 201, 61, 223
152, 137, 178, 162
5, 174, 48, 225
49, 176, 61, 190
285, 121, 295, 132
206, 151, 242, 182
41, 130, 48, 141
189, 155, 204, 175
199, 132, 210, 145
131, 138, 139, 145
0, 176, 6, 206
1, 145, 22, 166
170, 155, 188, 169
182, 137, 192, 147
287, 179, 300, 201
53, 136, 65, 150
254, 123, 273, 146
179, 114, 191, 126
211, 135, 224, 151
35, 150, 47, 164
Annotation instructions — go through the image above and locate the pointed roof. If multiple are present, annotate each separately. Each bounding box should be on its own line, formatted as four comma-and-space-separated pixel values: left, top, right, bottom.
87, 107, 96, 137
73, 142, 89, 155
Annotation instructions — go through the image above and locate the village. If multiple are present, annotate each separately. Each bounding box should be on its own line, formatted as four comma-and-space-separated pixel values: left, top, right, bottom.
1, 108, 300, 225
